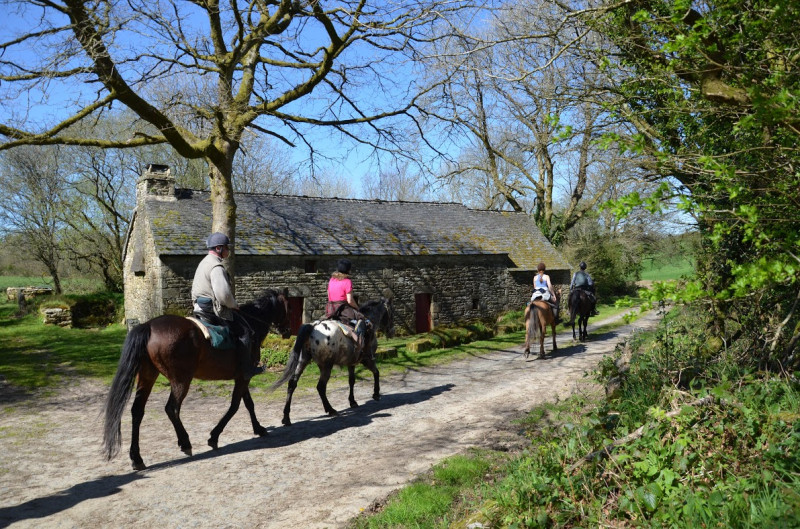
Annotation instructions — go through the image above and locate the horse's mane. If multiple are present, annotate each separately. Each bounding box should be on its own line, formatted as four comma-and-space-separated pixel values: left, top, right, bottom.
242, 289, 282, 312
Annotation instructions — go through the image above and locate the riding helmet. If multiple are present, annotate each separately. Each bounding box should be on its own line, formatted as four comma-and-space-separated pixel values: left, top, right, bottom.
579, 261, 587, 270
337, 258, 352, 274
206, 232, 230, 248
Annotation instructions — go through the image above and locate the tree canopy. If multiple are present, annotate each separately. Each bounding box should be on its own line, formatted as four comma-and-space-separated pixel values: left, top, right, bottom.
1, 0, 468, 263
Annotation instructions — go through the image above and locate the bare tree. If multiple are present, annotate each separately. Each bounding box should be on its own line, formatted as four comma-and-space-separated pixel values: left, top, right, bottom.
362, 162, 432, 201
419, 0, 656, 242
0, 146, 67, 293
0, 0, 470, 272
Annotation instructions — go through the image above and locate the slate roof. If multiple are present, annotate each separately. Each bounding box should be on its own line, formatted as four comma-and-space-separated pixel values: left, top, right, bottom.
143, 190, 568, 271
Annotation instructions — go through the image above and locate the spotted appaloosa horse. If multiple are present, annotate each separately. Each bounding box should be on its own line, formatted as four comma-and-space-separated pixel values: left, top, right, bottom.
524, 300, 558, 359
269, 298, 393, 426
102, 289, 290, 471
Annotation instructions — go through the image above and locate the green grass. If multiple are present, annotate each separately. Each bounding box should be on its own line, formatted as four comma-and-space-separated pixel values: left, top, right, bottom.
0, 308, 128, 392
0, 275, 104, 294
348, 452, 500, 529
639, 256, 695, 281
0, 293, 640, 397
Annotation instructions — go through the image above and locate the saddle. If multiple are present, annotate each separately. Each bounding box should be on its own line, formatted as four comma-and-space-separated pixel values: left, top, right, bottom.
322, 318, 372, 357
530, 288, 550, 302
187, 313, 236, 349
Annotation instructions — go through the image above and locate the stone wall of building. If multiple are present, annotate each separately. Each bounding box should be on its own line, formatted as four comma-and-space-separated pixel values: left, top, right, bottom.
153, 254, 564, 333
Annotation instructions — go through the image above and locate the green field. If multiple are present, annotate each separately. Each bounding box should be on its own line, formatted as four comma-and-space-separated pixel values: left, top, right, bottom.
639, 255, 695, 281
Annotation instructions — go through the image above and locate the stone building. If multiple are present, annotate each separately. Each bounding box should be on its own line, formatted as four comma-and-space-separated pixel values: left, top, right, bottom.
123, 165, 570, 334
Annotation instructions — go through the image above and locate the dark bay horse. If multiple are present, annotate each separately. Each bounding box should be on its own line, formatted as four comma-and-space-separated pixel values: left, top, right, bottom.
269, 299, 391, 426
102, 289, 290, 471
568, 289, 592, 341
524, 300, 558, 359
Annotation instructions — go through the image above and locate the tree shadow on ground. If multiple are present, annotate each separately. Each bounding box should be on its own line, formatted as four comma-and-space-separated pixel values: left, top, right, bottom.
0, 384, 455, 528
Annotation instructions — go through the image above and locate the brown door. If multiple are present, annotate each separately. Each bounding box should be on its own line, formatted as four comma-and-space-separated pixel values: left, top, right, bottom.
287, 297, 304, 335
415, 293, 432, 334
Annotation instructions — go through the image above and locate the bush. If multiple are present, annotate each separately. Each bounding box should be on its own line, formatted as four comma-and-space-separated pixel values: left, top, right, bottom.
38, 291, 123, 328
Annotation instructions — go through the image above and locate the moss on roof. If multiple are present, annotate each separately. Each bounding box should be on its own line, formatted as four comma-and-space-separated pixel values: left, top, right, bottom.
142, 191, 569, 271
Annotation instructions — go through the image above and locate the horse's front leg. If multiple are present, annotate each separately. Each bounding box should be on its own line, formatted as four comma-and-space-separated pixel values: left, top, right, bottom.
362, 356, 381, 401
317, 365, 337, 416
241, 388, 267, 436
348, 366, 358, 408
164, 381, 193, 457
208, 379, 246, 450
551, 322, 558, 352
282, 355, 312, 426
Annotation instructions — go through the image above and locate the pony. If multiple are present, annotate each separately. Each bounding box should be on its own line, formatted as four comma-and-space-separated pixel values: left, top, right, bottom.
524, 300, 558, 359
269, 298, 392, 426
568, 289, 593, 341
102, 289, 290, 471
359, 297, 396, 339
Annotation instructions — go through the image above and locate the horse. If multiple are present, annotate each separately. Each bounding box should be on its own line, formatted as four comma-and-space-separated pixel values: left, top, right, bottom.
568, 288, 593, 341
102, 289, 291, 471
359, 297, 396, 339
524, 300, 558, 359
268, 298, 391, 426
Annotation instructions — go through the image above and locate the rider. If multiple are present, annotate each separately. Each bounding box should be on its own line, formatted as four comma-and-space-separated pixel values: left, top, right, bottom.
191, 232, 263, 380
570, 261, 599, 316
532, 262, 561, 324
326, 258, 368, 348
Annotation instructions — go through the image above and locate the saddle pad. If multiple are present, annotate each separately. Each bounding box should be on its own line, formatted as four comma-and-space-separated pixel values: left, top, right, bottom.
186, 316, 235, 349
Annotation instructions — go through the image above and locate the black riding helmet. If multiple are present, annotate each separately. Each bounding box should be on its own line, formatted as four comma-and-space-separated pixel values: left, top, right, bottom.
579, 261, 587, 270
337, 258, 352, 274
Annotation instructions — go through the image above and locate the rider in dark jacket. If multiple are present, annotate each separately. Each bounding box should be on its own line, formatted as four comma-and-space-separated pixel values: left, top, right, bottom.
570, 261, 599, 316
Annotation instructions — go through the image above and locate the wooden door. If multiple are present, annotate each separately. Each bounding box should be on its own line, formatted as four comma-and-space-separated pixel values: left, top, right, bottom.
287, 297, 304, 335
415, 293, 432, 334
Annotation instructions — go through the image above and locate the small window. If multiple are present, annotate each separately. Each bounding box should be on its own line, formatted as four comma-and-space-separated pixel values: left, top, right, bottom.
304, 260, 317, 273
472, 298, 480, 310
130, 246, 145, 276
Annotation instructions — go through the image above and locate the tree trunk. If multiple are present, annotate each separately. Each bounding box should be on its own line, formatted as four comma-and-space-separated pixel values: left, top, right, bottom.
208, 153, 238, 286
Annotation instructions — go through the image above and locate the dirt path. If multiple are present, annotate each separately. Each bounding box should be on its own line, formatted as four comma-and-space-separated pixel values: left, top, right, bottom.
0, 311, 660, 529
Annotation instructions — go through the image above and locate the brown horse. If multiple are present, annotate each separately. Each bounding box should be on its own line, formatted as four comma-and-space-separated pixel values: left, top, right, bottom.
524, 300, 558, 359
568, 289, 593, 341
102, 289, 290, 471
268, 299, 392, 426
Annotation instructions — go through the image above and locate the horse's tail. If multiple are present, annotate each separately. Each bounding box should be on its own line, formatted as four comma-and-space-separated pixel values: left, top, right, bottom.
530, 304, 542, 342
102, 322, 150, 461
268, 323, 313, 392
568, 290, 579, 325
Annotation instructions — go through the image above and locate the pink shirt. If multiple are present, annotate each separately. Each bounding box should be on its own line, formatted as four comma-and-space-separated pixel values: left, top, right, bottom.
328, 277, 352, 302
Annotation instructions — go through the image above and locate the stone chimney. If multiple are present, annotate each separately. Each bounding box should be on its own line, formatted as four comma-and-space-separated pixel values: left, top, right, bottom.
136, 164, 176, 203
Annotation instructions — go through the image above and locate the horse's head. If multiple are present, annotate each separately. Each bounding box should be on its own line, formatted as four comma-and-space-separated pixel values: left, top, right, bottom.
380, 297, 395, 338
360, 298, 395, 338
276, 288, 292, 339
250, 288, 291, 339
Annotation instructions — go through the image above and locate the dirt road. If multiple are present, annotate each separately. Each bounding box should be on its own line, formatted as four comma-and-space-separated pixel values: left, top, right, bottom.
0, 311, 660, 529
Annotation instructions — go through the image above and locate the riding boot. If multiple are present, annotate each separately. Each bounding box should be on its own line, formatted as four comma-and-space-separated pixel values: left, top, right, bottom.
552, 304, 562, 324
238, 334, 264, 381
353, 319, 365, 354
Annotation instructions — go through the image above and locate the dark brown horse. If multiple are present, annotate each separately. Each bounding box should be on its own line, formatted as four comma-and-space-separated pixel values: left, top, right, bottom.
102, 289, 290, 471
524, 300, 558, 359
268, 299, 392, 426
568, 289, 592, 341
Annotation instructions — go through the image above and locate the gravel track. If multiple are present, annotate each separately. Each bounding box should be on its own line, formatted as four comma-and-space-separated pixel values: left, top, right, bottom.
0, 311, 660, 529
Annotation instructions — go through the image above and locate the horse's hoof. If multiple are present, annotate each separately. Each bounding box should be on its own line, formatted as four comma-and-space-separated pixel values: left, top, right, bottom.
372, 394, 380, 401
327, 409, 339, 417
207, 437, 218, 450
183, 446, 194, 456
255, 426, 268, 437
282, 417, 292, 426
132, 461, 146, 472
349, 401, 359, 408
